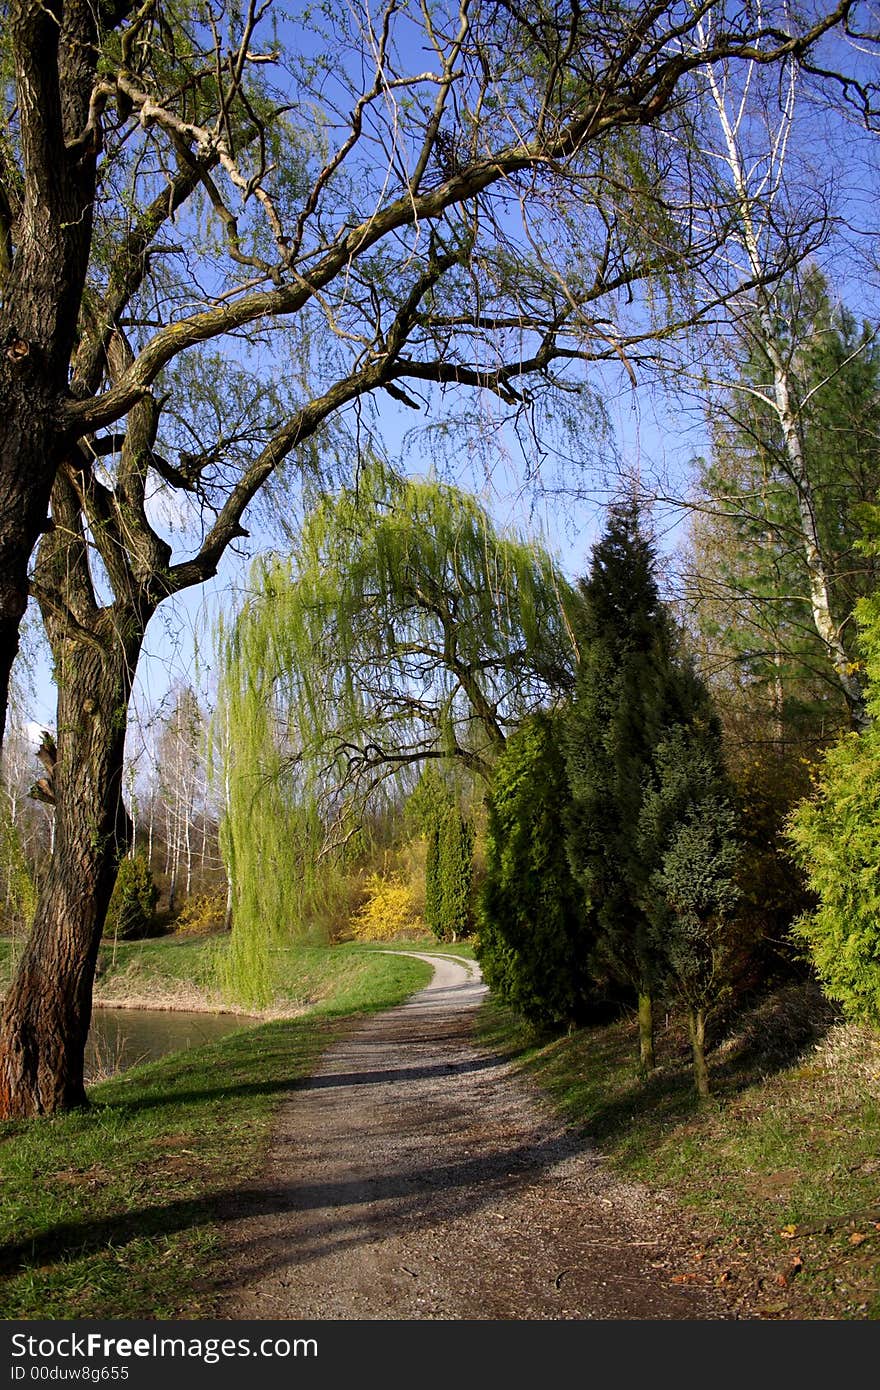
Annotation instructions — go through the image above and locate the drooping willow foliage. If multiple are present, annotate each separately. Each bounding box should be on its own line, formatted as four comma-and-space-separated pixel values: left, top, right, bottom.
214, 458, 579, 1003
211, 618, 347, 1007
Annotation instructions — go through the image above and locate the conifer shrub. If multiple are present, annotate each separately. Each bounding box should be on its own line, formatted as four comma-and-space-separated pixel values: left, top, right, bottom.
105, 853, 158, 941
436, 805, 474, 942
424, 819, 443, 938
564, 500, 689, 1068
478, 713, 598, 1028
418, 777, 476, 943
787, 729, 880, 1030
640, 724, 743, 1095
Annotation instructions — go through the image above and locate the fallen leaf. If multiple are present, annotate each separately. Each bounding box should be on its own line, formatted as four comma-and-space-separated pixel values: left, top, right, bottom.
779, 1224, 798, 1239
849, 1232, 868, 1246
774, 1272, 788, 1288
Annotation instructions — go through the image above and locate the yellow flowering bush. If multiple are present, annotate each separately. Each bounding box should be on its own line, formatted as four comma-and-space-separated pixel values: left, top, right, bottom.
350, 872, 423, 941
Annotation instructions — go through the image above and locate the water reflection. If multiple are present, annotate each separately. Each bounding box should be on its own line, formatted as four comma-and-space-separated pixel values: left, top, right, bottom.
85, 1007, 255, 1080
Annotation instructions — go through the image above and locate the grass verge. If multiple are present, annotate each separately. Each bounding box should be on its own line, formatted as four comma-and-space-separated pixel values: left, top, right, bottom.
1, 934, 451, 1016
0, 947, 431, 1319
477, 983, 880, 1320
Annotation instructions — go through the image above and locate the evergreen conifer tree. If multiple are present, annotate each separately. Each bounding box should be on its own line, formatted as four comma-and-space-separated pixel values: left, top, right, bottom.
424, 820, 443, 940
437, 806, 475, 943
478, 713, 597, 1028
639, 717, 742, 1096
564, 502, 687, 1070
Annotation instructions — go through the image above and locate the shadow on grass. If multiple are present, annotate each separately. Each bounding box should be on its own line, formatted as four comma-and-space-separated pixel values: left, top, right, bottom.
0, 1099, 596, 1311
496, 979, 844, 1153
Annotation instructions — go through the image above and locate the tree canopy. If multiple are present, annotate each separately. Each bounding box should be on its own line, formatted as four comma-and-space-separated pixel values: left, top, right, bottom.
219, 458, 578, 798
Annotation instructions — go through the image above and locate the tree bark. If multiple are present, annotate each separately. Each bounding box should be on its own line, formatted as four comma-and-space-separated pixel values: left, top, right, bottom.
772, 361, 868, 730
0, 0, 104, 747
689, 1006, 710, 1100
637, 989, 655, 1073
0, 617, 143, 1116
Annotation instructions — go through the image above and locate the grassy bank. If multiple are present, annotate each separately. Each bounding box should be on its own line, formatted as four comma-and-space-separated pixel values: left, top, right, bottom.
478, 983, 880, 1319
0, 933, 455, 1016
0, 946, 431, 1319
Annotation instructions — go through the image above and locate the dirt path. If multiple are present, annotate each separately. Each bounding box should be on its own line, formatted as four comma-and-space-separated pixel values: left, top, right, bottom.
215, 953, 731, 1320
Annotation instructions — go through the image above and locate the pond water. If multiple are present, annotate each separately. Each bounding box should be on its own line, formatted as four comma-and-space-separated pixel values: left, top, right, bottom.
85, 1007, 256, 1081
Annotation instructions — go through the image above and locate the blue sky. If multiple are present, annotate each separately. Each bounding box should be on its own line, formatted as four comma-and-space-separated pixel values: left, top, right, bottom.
16, 3, 880, 745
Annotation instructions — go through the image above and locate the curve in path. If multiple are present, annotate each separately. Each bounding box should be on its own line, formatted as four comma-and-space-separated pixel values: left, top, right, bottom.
216, 951, 728, 1320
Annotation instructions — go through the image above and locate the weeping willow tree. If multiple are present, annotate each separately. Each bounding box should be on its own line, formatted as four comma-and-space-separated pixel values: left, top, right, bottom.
215, 459, 579, 1002
212, 616, 351, 1008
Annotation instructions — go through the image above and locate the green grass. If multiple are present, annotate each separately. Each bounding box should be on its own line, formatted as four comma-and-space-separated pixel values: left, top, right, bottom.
2, 932, 455, 1015
0, 947, 431, 1319
477, 985, 880, 1319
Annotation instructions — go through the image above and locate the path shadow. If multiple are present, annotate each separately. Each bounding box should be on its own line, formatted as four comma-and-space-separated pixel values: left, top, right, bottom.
0, 1128, 591, 1296
290, 1055, 499, 1090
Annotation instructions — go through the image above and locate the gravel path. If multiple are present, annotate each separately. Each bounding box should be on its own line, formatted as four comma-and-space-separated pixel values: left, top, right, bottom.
215, 953, 731, 1320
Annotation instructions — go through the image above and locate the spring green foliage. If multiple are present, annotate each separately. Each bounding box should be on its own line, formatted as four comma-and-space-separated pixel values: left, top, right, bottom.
213, 615, 350, 1007
105, 854, 158, 942
225, 458, 577, 794
0, 800, 36, 933
215, 460, 575, 1002
478, 713, 596, 1028
787, 513, 880, 1028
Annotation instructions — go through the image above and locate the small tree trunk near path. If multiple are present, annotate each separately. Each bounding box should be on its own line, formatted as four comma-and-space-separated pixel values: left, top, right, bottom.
0, 616, 143, 1117
638, 990, 655, 1073
689, 1007, 710, 1100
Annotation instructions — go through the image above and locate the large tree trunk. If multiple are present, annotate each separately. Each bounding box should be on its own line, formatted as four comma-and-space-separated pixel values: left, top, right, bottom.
0, 621, 143, 1117
0, 0, 104, 747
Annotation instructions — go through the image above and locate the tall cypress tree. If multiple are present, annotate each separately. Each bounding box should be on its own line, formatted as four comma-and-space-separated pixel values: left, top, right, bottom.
437, 806, 475, 943
639, 716, 742, 1097
565, 501, 686, 1070
478, 712, 597, 1029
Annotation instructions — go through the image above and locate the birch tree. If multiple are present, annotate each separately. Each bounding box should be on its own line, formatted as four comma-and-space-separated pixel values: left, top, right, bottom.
684, 17, 875, 728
